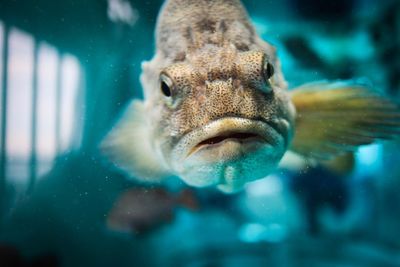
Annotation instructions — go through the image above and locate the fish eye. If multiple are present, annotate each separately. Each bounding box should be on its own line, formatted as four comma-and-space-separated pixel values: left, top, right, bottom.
161, 81, 171, 97
263, 61, 274, 81
160, 74, 173, 97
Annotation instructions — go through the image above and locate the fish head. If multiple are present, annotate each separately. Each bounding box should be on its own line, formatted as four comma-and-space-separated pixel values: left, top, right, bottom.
144, 46, 295, 192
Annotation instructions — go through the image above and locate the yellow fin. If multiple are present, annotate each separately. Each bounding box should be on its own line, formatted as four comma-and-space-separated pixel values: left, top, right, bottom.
101, 100, 171, 182
290, 82, 400, 160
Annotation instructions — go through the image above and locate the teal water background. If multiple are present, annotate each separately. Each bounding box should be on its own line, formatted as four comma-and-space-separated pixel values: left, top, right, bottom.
0, 0, 399, 266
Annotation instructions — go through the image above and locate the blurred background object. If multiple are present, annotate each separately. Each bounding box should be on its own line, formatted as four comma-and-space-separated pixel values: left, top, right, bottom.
0, 0, 399, 266
0, 244, 59, 267
107, 187, 198, 234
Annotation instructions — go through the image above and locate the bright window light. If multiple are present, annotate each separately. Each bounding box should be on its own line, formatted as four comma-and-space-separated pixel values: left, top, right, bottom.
6, 28, 34, 186
356, 144, 383, 178
107, 0, 138, 26
0, 21, 4, 146
1, 24, 83, 190
36, 42, 58, 177
246, 174, 283, 197
60, 55, 81, 153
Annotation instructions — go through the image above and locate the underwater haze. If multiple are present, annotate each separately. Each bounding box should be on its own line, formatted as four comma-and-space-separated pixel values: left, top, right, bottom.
0, 0, 400, 266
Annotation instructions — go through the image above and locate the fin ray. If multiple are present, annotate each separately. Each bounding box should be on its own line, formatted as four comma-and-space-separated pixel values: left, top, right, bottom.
290, 82, 400, 160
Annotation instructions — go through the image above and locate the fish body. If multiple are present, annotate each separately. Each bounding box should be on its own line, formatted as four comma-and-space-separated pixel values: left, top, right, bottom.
102, 0, 400, 193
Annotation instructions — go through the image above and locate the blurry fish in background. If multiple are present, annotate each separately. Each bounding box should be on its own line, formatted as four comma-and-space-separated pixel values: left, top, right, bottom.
101, 0, 400, 193
107, 187, 198, 234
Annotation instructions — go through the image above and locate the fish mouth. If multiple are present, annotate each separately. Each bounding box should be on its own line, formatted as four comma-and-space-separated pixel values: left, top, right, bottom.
197, 132, 262, 146
188, 131, 266, 157
176, 117, 287, 160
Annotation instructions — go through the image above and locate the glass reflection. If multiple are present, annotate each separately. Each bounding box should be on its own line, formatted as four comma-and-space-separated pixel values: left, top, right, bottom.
6, 28, 33, 188
36, 43, 58, 177
60, 55, 81, 153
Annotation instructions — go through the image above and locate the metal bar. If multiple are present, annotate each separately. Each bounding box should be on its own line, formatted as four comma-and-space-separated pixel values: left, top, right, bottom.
27, 40, 39, 194
0, 25, 9, 221
55, 54, 62, 154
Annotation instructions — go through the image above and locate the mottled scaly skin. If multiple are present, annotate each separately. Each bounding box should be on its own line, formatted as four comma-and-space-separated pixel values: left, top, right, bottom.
140, 0, 295, 191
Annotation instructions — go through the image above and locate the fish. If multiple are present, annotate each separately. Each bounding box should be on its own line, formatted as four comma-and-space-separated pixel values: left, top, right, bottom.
101, 0, 400, 193
107, 187, 198, 234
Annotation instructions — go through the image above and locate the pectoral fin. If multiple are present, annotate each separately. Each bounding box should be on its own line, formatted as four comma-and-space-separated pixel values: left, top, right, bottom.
101, 100, 171, 182
289, 82, 400, 160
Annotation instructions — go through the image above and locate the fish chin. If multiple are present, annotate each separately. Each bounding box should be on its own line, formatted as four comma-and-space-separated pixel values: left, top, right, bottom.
177, 141, 285, 189
169, 117, 289, 189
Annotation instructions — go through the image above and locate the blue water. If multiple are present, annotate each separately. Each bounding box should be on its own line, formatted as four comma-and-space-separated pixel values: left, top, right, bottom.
0, 0, 400, 266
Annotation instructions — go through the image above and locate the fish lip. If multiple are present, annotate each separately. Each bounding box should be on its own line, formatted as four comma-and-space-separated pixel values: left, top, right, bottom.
188, 131, 266, 158
176, 117, 285, 159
